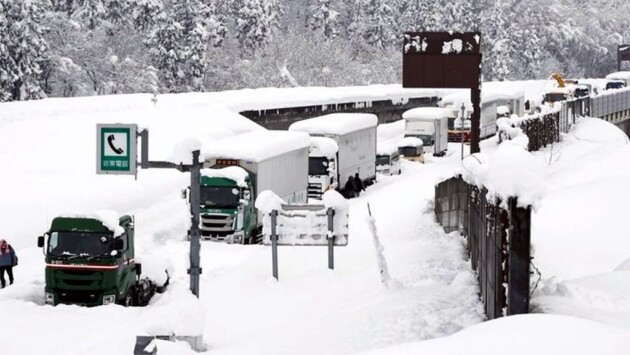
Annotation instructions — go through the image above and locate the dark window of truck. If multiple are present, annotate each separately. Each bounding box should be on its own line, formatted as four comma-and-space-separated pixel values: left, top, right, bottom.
309, 157, 329, 176
48, 231, 114, 257
200, 186, 240, 208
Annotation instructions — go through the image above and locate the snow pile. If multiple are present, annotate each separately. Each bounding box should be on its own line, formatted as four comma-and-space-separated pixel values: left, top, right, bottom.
289, 113, 377, 136
309, 136, 339, 158
144, 284, 205, 336
166, 137, 203, 165
59, 210, 125, 237
570, 117, 629, 145
135, 254, 173, 287
201, 167, 250, 188
204, 130, 310, 163
402, 107, 450, 120
255, 190, 286, 238
462, 141, 545, 208
615, 258, 630, 271
377, 119, 405, 143
497, 105, 510, 116
363, 314, 630, 355
397, 137, 424, 148
605, 71, 630, 82
377, 141, 398, 155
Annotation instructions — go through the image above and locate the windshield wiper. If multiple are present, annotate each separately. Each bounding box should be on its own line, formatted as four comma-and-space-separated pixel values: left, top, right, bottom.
86, 253, 112, 261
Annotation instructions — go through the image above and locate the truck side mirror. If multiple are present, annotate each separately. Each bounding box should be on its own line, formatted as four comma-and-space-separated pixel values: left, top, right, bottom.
243, 190, 251, 201
37, 236, 44, 248
136, 263, 142, 276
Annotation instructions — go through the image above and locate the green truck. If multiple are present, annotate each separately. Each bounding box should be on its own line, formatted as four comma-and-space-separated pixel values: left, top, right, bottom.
37, 215, 168, 307
195, 131, 310, 244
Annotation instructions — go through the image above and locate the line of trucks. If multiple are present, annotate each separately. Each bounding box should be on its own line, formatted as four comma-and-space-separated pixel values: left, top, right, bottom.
36, 110, 451, 307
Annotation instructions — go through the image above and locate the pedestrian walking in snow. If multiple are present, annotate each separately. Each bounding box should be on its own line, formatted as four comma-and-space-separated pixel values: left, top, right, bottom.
343, 176, 357, 199
0, 239, 18, 288
353, 173, 365, 196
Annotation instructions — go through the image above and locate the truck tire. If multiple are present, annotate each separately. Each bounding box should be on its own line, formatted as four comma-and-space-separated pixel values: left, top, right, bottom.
120, 287, 135, 307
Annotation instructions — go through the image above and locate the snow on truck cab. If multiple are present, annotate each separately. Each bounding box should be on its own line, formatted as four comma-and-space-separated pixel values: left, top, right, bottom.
397, 137, 424, 163
37, 213, 168, 307
606, 71, 630, 88
289, 113, 377, 199
376, 142, 401, 176
402, 107, 448, 156
198, 130, 310, 244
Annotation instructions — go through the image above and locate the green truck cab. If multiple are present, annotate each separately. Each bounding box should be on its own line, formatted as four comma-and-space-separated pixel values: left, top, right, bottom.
199, 171, 256, 244
37, 215, 167, 307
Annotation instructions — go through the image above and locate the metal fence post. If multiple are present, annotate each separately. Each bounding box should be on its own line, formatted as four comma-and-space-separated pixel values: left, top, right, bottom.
271, 210, 279, 280
507, 197, 531, 315
189, 150, 202, 298
327, 208, 335, 270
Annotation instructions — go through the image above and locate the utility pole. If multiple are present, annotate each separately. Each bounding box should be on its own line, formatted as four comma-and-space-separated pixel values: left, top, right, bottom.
460, 103, 466, 160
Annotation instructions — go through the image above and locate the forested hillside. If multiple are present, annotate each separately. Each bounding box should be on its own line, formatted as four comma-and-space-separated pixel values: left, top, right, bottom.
1, 0, 629, 101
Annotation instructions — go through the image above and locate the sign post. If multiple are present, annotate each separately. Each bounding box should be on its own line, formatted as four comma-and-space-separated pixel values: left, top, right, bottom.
402, 32, 482, 154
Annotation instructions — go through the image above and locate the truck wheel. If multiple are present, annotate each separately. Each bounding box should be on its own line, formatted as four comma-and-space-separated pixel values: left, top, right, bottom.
121, 288, 135, 307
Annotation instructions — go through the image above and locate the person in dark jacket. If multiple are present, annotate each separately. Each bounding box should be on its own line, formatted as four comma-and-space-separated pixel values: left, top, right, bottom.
353, 173, 365, 196
0, 239, 17, 288
343, 176, 357, 198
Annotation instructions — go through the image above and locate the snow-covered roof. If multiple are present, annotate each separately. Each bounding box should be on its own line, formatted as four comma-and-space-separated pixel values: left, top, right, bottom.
288, 113, 377, 136
201, 166, 250, 187
497, 106, 511, 115
397, 137, 424, 148
204, 130, 310, 163
59, 210, 125, 237
605, 71, 630, 80
309, 136, 339, 158
402, 107, 450, 120
377, 142, 398, 155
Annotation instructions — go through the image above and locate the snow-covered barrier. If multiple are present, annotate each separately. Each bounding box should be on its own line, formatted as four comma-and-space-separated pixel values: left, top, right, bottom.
257, 190, 349, 246
435, 175, 531, 320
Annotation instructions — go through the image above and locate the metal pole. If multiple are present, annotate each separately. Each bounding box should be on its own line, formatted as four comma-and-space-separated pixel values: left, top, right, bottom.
460, 103, 465, 160
271, 210, 279, 280
140, 129, 149, 169
188, 150, 202, 298
327, 208, 335, 270
470, 67, 482, 154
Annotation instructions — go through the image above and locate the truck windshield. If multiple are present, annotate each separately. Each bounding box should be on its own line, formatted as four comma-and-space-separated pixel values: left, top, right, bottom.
606, 82, 625, 90
48, 231, 113, 257
309, 157, 329, 176
376, 155, 391, 166
399, 147, 420, 157
543, 93, 567, 103
200, 186, 240, 208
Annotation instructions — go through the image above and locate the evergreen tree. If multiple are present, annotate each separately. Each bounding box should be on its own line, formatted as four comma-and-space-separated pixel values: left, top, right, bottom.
309, 0, 339, 40
73, 0, 105, 30
131, 0, 164, 32
235, 0, 280, 51
0, 0, 50, 101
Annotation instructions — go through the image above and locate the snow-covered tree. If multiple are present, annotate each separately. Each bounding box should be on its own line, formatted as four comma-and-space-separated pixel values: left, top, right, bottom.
73, 0, 105, 30
0, 0, 50, 101
348, 0, 398, 49
309, 0, 339, 40
235, 0, 280, 51
130, 0, 164, 32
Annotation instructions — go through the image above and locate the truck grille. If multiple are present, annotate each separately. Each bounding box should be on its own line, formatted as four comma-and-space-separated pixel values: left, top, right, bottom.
56, 290, 100, 305
56, 270, 102, 288
201, 213, 234, 240
308, 183, 323, 199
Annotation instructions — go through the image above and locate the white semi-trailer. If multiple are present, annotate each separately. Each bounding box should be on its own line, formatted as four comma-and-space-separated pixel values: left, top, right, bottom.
289, 113, 377, 199
402, 107, 449, 156
199, 130, 310, 243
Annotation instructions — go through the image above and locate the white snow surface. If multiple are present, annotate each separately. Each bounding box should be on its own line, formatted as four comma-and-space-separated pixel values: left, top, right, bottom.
402, 107, 450, 120
605, 71, 630, 81
2, 83, 630, 354
201, 167, 250, 188
289, 113, 377, 136
309, 136, 339, 158
204, 130, 310, 163
377, 141, 398, 155
377, 119, 405, 143
397, 137, 424, 148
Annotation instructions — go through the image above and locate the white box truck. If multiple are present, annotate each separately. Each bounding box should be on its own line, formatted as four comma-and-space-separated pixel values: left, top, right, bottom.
289, 113, 377, 199
402, 107, 449, 156
198, 130, 310, 243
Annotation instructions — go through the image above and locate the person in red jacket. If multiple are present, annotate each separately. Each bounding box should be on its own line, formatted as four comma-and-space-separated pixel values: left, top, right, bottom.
0, 239, 18, 288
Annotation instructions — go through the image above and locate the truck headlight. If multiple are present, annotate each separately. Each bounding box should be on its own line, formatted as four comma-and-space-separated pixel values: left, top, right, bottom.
103, 294, 116, 305
45, 292, 55, 305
